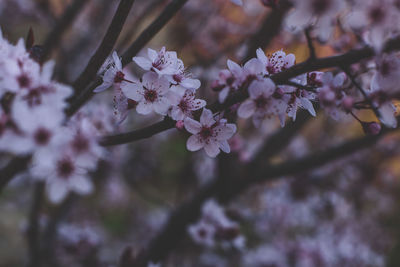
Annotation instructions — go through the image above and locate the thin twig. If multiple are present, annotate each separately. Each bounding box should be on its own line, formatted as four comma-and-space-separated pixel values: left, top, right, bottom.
66, 0, 190, 117
342, 67, 382, 120
305, 27, 316, 60
99, 36, 400, 147
126, 124, 396, 266
0, 155, 31, 194
26, 182, 45, 267
72, 0, 136, 97
42, 0, 90, 60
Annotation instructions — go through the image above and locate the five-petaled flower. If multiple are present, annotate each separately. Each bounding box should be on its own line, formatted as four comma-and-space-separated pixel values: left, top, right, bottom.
184, 108, 236, 157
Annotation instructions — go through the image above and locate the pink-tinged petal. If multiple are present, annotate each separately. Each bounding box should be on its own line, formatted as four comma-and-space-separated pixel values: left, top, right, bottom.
285, 54, 296, 68
256, 48, 269, 66
166, 91, 181, 106
379, 102, 397, 128
215, 123, 236, 140
147, 48, 158, 61
333, 73, 346, 88
227, 59, 242, 76
322, 72, 334, 85
237, 100, 256, 118
187, 135, 204, 151
155, 76, 171, 94
47, 180, 68, 204
200, 108, 215, 127
93, 81, 112, 93
170, 106, 185, 121
184, 117, 202, 134
121, 83, 143, 101
136, 101, 153, 115
70, 176, 93, 194
300, 98, 316, 116
249, 79, 275, 98
190, 99, 206, 110
133, 56, 152, 70
153, 98, 170, 115
103, 68, 116, 82
142, 71, 159, 85
112, 51, 122, 70
181, 78, 201, 90
219, 140, 231, 153
204, 142, 220, 157
279, 113, 286, 127
219, 87, 230, 103
244, 58, 264, 75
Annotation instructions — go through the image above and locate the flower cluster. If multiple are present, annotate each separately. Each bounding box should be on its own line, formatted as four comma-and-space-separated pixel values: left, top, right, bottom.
95, 47, 238, 157
0, 30, 113, 203
188, 199, 245, 249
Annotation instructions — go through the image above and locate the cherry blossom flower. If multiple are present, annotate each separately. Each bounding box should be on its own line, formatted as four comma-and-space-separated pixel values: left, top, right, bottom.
184, 108, 236, 157
94, 51, 132, 93
286, 0, 346, 42
237, 78, 288, 127
133, 47, 179, 76
256, 48, 296, 75
346, 0, 400, 51
169, 90, 206, 121
166, 59, 201, 94
122, 72, 177, 115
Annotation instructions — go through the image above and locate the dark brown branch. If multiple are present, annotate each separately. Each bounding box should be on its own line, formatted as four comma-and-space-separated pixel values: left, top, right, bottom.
99, 36, 400, 147
26, 182, 45, 267
304, 27, 316, 60
66, 0, 190, 117
241, 0, 292, 63
0, 155, 31, 193
342, 67, 382, 120
126, 124, 395, 266
42, 0, 90, 59
72, 0, 136, 97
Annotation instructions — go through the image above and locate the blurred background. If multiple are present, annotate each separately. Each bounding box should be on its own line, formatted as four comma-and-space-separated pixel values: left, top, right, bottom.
1, 0, 400, 266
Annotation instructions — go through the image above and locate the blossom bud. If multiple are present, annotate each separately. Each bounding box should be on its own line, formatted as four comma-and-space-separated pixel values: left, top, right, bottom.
362, 122, 381, 135
341, 96, 354, 112
175, 120, 185, 130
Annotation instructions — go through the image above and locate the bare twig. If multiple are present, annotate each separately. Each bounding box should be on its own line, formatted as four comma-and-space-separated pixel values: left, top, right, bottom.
42, 0, 90, 60
72, 0, 136, 97
26, 182, 45, 267
99, 36, 400, 147
304, 27, 316, 60
66, 0, 190, 117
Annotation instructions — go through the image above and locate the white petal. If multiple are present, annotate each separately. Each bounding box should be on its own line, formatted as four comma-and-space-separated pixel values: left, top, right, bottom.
186, 135, 204, 151
200, 108, 215, 126
219, 87, 230, 103
133, 56, 152, 70
93, 81, 112, 93
256, 48, 269, 66
204, 143, 220, 157
300, 98, 316, 116
70, 176, 93, 195
112, 51, 122, 70
47, 180, 68, 204
181, 78, 201, 90
153, 98, 170, 115
136, 101, 153, 115
237, 100, 256, 118
219, 140, 231, 153
184, 117, 202, 134
121, 83, 143, 101
147, 48, 158, 61
379, 102, 397, 128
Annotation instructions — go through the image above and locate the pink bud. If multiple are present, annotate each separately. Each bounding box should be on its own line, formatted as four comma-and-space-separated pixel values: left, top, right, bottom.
341, 96, 354, 112
362, 122, 381, 135
175, 120, 185, 130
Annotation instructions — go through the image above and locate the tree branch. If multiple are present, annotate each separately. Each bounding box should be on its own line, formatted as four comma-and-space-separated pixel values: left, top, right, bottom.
66, 0, 190, 117
0, 155, 31, 194
99, 36, 400, 147
42, 0, 90, 60
72, 0, 136, 97
126, 122, 397, 266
